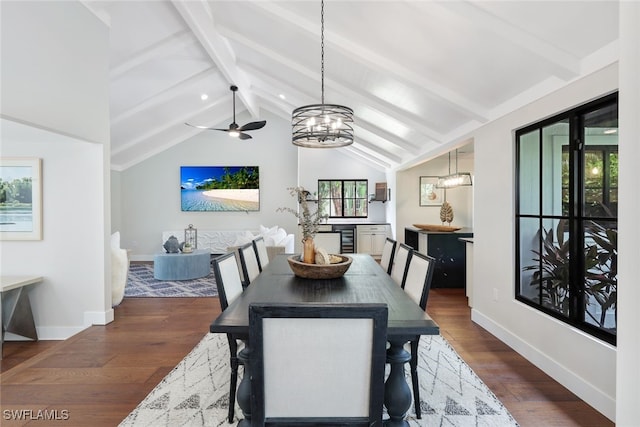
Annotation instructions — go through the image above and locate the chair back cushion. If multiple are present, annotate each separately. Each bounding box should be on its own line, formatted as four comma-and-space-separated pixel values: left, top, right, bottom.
379, 238, 396, 274
249, 303, 388, 424
390, 243, 413, 286
239, 242, 261, 286
403, 252, 435, 310
252, 237, 270, 271
212, 252, 244, 310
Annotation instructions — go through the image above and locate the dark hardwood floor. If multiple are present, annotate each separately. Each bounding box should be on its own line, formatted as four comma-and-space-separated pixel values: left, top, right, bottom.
0, 290, 613, 426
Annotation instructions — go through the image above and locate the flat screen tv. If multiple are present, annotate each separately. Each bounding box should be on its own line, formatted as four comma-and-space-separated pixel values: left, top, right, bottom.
180, 166, 260, 212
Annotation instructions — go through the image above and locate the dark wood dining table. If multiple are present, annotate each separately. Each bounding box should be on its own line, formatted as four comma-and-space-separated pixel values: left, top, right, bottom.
210, 253, 440, 426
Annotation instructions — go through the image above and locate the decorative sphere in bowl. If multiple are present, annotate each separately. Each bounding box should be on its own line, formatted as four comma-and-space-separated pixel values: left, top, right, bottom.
287, 255, 353, 279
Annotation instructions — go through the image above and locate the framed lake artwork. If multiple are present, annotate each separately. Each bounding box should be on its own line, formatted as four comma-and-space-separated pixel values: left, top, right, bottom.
180, 166, 260, 212
419, 176, 444, 207
0, 158, 43, 240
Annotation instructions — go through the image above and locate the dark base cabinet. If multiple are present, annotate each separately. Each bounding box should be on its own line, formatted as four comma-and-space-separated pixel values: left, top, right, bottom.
404, 227, 473, 289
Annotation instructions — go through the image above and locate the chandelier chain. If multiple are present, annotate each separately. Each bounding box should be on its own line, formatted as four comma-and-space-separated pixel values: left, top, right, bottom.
320, 0, 325, 105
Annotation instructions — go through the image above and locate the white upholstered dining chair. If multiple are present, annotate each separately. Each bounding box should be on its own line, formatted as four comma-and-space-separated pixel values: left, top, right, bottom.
379, 237, 397, 275
252, 236, 270, 272
390, 243, 413, 286
212, 251, 246, 423
401, 251, 436, 419
238, 242, 261, 287
249, 303, 388, 426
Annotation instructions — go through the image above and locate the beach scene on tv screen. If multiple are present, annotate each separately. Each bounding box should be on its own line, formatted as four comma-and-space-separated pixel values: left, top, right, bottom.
180, 166, 259, 211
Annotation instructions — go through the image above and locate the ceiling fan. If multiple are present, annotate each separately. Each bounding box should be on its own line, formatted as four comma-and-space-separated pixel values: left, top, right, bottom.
186, 85, 266, 140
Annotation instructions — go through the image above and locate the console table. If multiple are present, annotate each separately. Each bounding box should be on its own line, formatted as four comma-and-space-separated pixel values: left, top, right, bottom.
405, 227, 473, 288
1, 275, 42, 359
153, 250, 211, 280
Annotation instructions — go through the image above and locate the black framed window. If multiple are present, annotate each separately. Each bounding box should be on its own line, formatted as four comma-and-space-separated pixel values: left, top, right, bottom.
516, 93, 618, 345
318, 180, 368, 218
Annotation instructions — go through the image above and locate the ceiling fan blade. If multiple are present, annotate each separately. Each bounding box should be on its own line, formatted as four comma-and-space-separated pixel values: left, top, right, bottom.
238, 120, 266, 132
185, 123, 229, 132
238, 132, 252, 140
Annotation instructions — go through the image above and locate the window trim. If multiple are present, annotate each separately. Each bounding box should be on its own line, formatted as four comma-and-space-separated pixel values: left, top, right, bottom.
317, 179, 369, 219
515, 92, 618, 346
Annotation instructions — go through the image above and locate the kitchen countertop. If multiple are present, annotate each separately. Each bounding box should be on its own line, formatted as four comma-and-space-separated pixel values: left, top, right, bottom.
405, 226, 473, 234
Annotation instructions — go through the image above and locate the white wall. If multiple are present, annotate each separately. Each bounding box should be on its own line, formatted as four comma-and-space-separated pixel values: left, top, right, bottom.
0, 2, 109, 144
298, 149, 388, 223
119, 111, 300, 260
471, 64, 618, 420
0, 1, 111, 339
616, 2, 640, 424
297, 147, 389, 249
396, 153, 474, 243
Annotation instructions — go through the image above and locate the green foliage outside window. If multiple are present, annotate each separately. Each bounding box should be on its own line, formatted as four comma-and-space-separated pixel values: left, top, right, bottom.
318, 180, 368, 218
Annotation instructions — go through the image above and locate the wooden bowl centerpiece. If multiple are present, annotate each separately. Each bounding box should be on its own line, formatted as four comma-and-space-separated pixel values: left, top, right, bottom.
287, 254, 353, 279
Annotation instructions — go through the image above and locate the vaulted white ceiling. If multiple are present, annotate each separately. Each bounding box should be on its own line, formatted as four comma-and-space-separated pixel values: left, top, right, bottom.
88, 1, 619, 172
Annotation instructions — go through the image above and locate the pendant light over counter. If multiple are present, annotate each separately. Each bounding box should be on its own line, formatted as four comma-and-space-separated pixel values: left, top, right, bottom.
436, 149, 473, 189
291, 0, 354, 148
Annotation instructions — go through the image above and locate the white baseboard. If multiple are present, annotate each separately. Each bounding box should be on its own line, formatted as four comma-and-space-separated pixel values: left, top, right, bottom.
471, 309, 616, 422
85, 309, 114, 326
4, 311, 114, 342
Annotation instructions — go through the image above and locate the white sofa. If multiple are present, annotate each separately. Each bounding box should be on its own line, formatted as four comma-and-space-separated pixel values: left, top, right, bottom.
111, 231, 129, 307
161, 226, 294, 257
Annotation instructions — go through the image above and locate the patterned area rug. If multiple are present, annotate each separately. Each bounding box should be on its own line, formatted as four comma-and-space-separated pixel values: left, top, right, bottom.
119, 333, 519, 426
125, 264, 217, 298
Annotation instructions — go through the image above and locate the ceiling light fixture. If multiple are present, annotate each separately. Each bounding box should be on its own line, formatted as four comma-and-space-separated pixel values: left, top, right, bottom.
436, 149, 473, 189
200, 94, 208, 101
291, 0, 354, 148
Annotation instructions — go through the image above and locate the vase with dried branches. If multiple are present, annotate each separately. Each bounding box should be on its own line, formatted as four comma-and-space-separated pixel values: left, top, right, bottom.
277, 186, 328, 263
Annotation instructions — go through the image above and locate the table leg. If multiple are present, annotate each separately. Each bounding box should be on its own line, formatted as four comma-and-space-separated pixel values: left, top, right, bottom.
236, 341, 252, 426
384, 337, 412, 427
1, 287, 38, 359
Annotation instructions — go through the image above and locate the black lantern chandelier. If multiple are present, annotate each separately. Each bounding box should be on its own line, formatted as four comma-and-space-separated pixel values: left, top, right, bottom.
291, 0, 354, 148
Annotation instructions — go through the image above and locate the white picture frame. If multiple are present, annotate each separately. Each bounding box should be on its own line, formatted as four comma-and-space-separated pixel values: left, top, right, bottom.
0, 158, 42, 240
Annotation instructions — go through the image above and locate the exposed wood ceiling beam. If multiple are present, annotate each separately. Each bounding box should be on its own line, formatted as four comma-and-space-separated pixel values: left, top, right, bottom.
432, 1, 580, 80
226, 92, 393, 170
111, 67, 220, 125
352, 138, 403, 165
344, 144, 394, 170
112, 98, 229, 156
251, 1, 489, 123
110, 30, 196, 80
352, 122, 420, 156
171, 0, 260, 118
226, 29, 445, 143
244, 65, 422, 156
79, 1, 111, 27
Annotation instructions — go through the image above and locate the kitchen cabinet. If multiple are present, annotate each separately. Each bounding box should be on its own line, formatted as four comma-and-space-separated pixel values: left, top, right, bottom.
357, 224, 391, 256
404, 227, 473, 288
